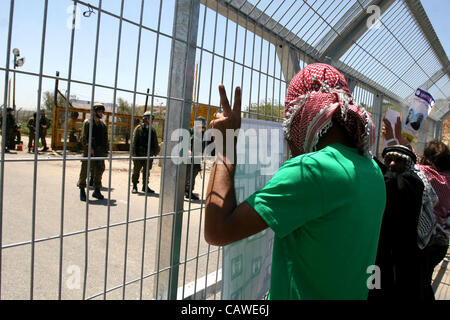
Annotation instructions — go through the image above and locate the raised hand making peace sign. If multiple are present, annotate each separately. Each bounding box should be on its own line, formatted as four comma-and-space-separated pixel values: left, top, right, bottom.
210, 85, 242, 135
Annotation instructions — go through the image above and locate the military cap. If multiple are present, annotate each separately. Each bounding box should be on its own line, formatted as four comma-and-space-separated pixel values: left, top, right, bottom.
93, 103, 105, 111
143, 111, 155, 120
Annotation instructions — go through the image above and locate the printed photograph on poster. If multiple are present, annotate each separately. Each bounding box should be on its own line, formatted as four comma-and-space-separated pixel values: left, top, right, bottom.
383, 109, 401, 148
403, 88, 435, 141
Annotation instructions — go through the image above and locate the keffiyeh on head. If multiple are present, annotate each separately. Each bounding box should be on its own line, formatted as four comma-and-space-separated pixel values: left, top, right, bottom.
382, 145, 417, 172
283, 63, 375, 157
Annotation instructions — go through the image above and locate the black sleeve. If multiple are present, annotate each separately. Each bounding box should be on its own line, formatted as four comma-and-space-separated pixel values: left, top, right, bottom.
383, 171, 424, 253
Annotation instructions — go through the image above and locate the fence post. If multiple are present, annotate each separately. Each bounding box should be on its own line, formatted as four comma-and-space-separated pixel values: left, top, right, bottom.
154, 0, 200, 300
276, 43, 300, 85
347, 77, 357, 94
372, 92, 384, 158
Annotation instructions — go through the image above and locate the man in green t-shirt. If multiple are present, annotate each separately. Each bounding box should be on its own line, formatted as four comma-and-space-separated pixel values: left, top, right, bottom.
204, 64, 386, 300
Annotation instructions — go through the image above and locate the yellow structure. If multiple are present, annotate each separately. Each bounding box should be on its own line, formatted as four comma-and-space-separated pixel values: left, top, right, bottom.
51, 105, 164, 151
190, 103, 217, 128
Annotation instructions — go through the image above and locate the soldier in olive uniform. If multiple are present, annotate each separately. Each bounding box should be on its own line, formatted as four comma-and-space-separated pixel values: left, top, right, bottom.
27, 112, 37, 153
1, 107, 17, 153
39, 110, 50, 152
185, 116, 213, 201
27, 111, 51, 152
78, 103, 108, 201
132, 111, 160, 194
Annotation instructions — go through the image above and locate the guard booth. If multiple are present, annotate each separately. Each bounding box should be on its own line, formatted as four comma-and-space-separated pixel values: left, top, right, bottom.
51, 105, 165, 152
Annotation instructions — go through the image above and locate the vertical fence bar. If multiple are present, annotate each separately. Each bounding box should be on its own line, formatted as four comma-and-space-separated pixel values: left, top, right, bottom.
154, 0, 200, 300
30, 0, 49, 300
58, 0, 78, 300
0, 0, 15, 300
372, 92, 384, 158
103, 0, 125, 300
139, 0, 164, 300
83, 0, 103, 300
122, 0, 145, 300
203, 0, 221, 300
188, 0, 210, 300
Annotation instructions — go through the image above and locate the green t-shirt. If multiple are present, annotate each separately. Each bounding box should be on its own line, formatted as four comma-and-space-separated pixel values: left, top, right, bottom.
246, 143, 386, 300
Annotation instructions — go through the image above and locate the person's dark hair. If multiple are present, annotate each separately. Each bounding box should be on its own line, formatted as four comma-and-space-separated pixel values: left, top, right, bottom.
420, 140, 450, 172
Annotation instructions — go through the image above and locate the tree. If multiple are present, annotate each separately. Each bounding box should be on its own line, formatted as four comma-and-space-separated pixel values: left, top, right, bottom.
42, 91, 76, 112
247, 101, 284, 122
117, 98, 132, 114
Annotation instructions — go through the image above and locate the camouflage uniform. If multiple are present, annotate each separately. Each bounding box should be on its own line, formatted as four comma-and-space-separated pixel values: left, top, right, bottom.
27, 113, 50, 152
27, 115, 37, 152
132, 120, 159, 190
39, 114, 50, 150
77, 117, 108, 189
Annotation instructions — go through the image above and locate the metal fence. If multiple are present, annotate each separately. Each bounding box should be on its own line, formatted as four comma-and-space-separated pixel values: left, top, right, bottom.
0, 0, 449, 300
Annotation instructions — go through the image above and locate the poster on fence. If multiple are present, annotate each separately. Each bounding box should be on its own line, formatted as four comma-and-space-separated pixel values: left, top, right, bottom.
403, 88, 435, 142
383, 109, 401, 148
222, 118, 287, 300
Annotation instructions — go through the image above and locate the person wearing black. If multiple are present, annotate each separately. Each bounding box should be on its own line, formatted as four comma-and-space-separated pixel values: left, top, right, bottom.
369, 145, 432, 300
1, 107, 17, 152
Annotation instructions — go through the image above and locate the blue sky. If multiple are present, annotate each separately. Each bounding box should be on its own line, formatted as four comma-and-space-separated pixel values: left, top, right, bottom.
0, 0, 287, 112
0, 0, 449, 112
421, 0, 450, 59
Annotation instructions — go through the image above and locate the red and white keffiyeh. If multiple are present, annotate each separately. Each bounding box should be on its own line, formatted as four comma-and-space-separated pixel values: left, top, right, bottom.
283, 63, 375, 157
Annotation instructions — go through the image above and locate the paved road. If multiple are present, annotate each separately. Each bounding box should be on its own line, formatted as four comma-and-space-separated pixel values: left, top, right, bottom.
0, 148, 221, 300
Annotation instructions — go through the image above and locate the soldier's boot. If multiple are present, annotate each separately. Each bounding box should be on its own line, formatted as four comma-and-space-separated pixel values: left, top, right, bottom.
92, 188, 104, 200
89, 177, 93, 187
132, 183, 138, 194
80, 188, 87, 202
142, 184, 155, 194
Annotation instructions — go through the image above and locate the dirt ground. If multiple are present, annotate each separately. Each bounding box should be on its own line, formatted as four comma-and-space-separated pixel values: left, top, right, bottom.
0, 137, 221, 300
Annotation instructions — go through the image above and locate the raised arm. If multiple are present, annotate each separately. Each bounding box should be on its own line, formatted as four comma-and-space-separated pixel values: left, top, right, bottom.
382, 116, 410, 147
205, 85, 267, 246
